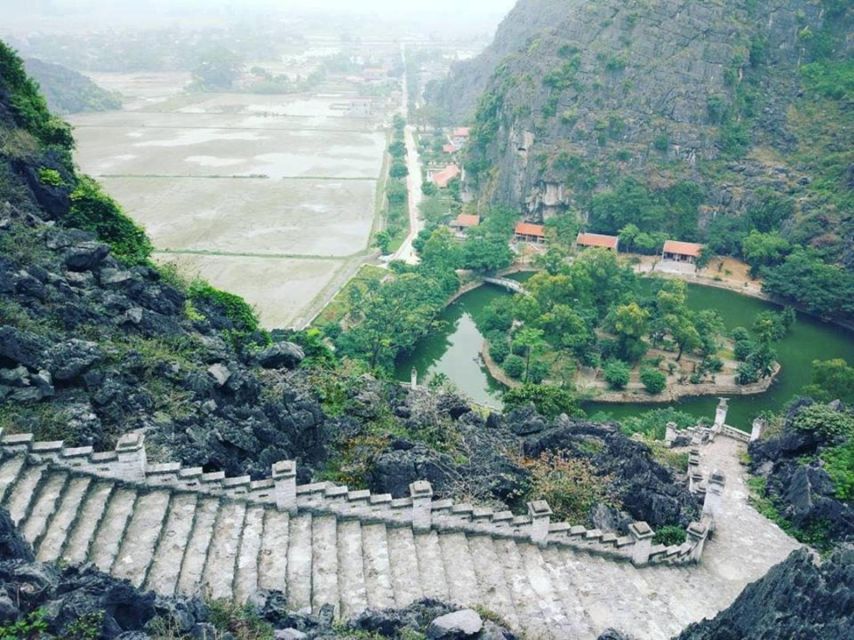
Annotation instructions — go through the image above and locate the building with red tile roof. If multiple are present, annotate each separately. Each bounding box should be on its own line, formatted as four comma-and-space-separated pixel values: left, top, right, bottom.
514, 221, 546, 243
449, 214, 480, 235
576, 232, 619, 251
662, 240, 704, 263
430, 164, 461, 188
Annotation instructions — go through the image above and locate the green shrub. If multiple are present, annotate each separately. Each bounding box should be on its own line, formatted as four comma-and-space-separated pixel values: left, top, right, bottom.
37, 167, 62, 186
66, 175, 152, 264
503, 384, 582, 418
653, 525, 686, 546
640, 367, 667, 394
0, 609, 48, 640
503, 354, 525, 379
188, 280, 260, 334
792, 403, 854, 438
489, 339, 510, 364
821, 440, 854, 501
604, 359, 631, 389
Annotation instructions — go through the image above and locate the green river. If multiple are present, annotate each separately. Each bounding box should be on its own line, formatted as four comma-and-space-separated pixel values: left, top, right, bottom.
395, 274, 854, 430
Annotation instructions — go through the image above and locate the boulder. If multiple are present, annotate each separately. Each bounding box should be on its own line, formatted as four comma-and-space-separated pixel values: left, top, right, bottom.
0, 326, 48, 369
207, 363, 232, 388
427, 609, 483, 639
256, 342, 305, 369
369, 441, 460, 497
47, 339, 102, 381
64, 241, 110, 271
0, 507, 34, 561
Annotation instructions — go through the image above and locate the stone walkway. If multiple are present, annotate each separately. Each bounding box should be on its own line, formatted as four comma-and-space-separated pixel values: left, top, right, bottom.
0, 433, 799, 639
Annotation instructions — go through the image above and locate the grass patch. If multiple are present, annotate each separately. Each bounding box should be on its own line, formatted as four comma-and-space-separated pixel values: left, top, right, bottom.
312, 265, 388, 328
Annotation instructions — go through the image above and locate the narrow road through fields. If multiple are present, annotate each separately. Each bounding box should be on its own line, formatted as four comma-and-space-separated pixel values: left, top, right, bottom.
390, 44, 424, 265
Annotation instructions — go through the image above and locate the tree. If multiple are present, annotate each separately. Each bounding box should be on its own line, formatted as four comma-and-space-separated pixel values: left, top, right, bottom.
421, 181, 438, 197
192, 47, 243, 90
667, 313, 701, 361
762, 248, 854, 320
387, 181, 408, 206
503, 384, 582, 418
388, 140, 406, 158
609, 302, 649, 362
389, 161, 408, 178
603, 360, 631, 389
514, 327, 546, 382
503, 354, 525, 379
803, 359, 854, 404
374, 230, 392, 254
741, 230, 791, 276
640, 367, 667, 394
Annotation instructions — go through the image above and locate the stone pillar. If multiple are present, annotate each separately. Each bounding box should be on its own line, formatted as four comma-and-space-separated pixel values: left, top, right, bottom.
527, 500, 552, 544
686, 520, 709, 562
750, 417, 766, 442
272, 460, 297, 513
713, 397, 729, 432
665, 422, 678, 446
410, 480, 433, 531
629, 521, 655, 566
687, 450, 701, 493
115, 432, 146, 481
410, 367, 418, 390
703, 470, 726, 525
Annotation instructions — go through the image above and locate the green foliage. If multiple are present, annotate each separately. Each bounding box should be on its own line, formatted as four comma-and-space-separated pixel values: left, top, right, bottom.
741, 230, 790, 276
792, 403, 854, 439
653, 525, 686, 546
619, 407, 697, 439
37, 167, 62, 186
803, 359, 854, 404
603, 359, 631, 389
652, 133, 669, 152
820, 440, 854, 501
762, 248, 854, 321
800, 60, 854, 101
640, 367, 667, 395
188, 280, 260, 335
191, 46, 243, 90
503, 383, 582, 418
389, 160, 408, 179
0, 610, 48, 640
64, 612, 104, 640
489, 338, 510, 364
747, 476, 833, 551
503, 354, 525, 379
208, 600, 275, 640
543, 55, 582, 90
66, 176, 152, 264
0, 42, 74, 152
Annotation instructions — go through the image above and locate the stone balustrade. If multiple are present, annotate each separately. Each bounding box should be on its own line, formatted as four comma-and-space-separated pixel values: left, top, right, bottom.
0, 429, 712, 567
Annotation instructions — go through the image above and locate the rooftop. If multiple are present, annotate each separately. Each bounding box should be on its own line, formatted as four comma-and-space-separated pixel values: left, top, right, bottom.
663, 240, 704, 257
452, 214, 480, 228
452, 127, 471, 138
515, 221, 546, 238
577, 232, 619, 249
431, 164, 461, 188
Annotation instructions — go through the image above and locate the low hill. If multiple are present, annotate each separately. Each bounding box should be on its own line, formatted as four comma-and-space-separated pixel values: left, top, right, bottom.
24, 57, 121, 114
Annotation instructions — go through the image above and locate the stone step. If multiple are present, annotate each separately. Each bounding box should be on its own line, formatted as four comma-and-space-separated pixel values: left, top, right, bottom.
467, 535, 519, 629
62, 481, 114, 565
202, 501, 246, 601
360, 523, 396, 610
146, 492, 199, 596
286, 512, 313, 612
257, 509, 289, 596
112, 490, 172, 588
90, 487, 138, 573
4, 463, 46, 526
540, 546, 595, 638
20, 470, 68, 548
385, 526, 422, 607
177, 496, 220, 596
36, 475, 92, 563
234, 505, 265, 603
336, 519, 368, 619
0, 456, 27, 504
311, 514, 339, 616
519, 543, 576, 636
493, 539, 556, 640
437, 531, 480, 607
414, 530, 450, 602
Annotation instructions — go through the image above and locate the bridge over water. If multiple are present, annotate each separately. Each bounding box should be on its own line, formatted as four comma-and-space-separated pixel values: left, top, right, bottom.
0, 428, 797, 639
483, 276, 529, 294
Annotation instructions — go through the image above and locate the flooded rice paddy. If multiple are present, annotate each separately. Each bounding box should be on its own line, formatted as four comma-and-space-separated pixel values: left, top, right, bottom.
69, 72, 390, 328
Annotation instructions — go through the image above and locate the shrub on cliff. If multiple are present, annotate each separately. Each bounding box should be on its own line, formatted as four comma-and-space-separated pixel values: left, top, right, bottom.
604, 360, 630, 390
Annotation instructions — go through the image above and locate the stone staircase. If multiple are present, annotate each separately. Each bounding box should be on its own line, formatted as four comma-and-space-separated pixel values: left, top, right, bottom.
0, 429, 799, 640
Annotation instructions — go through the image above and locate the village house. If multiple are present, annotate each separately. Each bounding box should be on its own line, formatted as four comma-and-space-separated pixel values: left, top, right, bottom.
576, 232, 619, 252
450, 126, 470, 148
442, 142, 458, 155
429, 164, 461, 188
449, 213, 479, 236
662, 240, 704, 264
514, 221, 546, 244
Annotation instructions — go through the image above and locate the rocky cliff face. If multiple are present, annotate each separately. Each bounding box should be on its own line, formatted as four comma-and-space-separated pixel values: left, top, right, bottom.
429, 0, 851, 258
675, 548, 853, 640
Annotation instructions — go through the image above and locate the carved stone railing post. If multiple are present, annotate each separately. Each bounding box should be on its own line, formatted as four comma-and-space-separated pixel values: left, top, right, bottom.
115, 432, 146, 481
629, 521, 654, 566
702, 470, 726, 527
410, 480, 433, 531
713, 397, 729, 433
272, 460, 297, 513
750, 417, 766, 442
665, 421, 678, 446
527, 500, 552, 544
687, 449, 701, 493
686, 520, 709, 562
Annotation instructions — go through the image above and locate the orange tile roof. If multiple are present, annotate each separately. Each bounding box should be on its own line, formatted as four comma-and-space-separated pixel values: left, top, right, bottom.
576, 232, 619, 249
442, 143, 458, 154
452, 127, 471, 138
453, 214, 480, 227
663, 240, 703, 257
515, 221, 546, 237
431, 164, 460, 188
